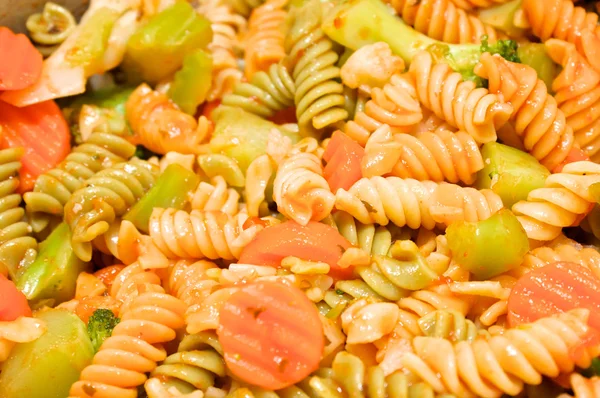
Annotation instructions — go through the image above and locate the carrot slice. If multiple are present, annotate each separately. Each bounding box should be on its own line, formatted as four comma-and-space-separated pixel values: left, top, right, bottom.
0, 27, 43, 91
553, 147, 590, 173
218, 280, 324, 390
238, 220, 354, 279
507, 261, 600, 330
323, 131, 364, 193
0, 100, 71, 192
0, 274, 31, 321
94, 265, 126, 292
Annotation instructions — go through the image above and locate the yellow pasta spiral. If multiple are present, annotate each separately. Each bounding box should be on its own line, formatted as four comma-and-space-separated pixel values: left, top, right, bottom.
273, 152, 335, 225
523, 0, 600, 44
149, 208, 261, 260
334, 176, 503, 229
385, 0, 505, 44
345, 73, 423, 146
243, 0, 287, 79
69, 290, 187, 398
475, 52, 575, 171
190, 176, 240, 215
410, 51, 512, 145
515, 241, 600, 279
362, 124, 484, 184
546, 39, 600, 162
401, 310, 600, 398
512, 161, 600, 241
126, 84, 211, 155
561, 374, 600, 398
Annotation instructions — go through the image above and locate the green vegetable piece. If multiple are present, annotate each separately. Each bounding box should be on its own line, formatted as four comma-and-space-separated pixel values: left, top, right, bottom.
123, 2, 213, 84
372, 241, 438, 291
477, 0, 525, 38
0, 309, 94, 398
169, 49, 213, 115
17, 222, 90, 305
210, 106, 300, 173
446, 209, 529, 280
124, 163, 200, 233
517, 43, 560, 91
476, 142, 549, 207
583, 358, 600, 377
72, 85, 135, 116
87, 308, 120, 352
64, 7, 119, 74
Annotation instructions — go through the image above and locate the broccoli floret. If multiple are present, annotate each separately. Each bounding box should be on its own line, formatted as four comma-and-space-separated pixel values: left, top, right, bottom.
322, 0, 556, 87
87, 308, 120, 352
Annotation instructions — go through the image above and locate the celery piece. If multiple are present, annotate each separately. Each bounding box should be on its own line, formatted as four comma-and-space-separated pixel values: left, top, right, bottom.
517, 43, 559, 90
17, 223, 90, 305
446, 209, 529, 280
169, 49, 213, 115
210, 106, 301, 172
476, 142, 549, 208
123, 2, 213, 84
372, 241, 437, 291
477, 0, 525, 38
124, 163, 199, 233
70, 85, 135, 116
64, 7, 119, 75
0, 309, 94, 398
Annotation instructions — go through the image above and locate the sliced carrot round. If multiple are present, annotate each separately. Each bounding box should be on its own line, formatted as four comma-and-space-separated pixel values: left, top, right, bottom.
238, 220, 353, 279
0, 274, 31, 321
507, 261, 600, 330
0, 27, 43, 91
218, 280, 324, 390
323, 131, 364, 193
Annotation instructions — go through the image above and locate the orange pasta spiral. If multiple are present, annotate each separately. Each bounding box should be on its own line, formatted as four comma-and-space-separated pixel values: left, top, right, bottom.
362, 124, 484, 184
344, 73, 423, 146
243, 0, 287, 79
410, 51, 512, 145
512, 161, 600, 241
514, 241, 600, 279
385, 0, 504, 44
546, 39, 600, 162
126, 84, 211, 155
523, 0, 600, 43
475, 52, 575, 170
448, 0, 513, 11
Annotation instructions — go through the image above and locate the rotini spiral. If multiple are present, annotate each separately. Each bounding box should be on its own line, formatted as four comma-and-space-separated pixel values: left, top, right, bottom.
221, 63, 295, 119
191, 176, 240, 215
410, 51, 512, 145
362, 124, 484, 184
64, 158, 159, 262
285, 0, 349, 135
148, 331, 225, 394
385, 0, 504, 44
546, 39, 600, 162
523, 0, 600, 44
475, 52, 575, 171
512, 161, 600, 241
327, 210, 395, 256
198, 0, 247, 100
24, 132, 136, 233
515, 241, 600, 280
243, 0, 287, 79
0, 148, 38, 278
224, 0, 265, 17
69, 290, 187, 397
345, 73, 423, 146
560, 374, 600, 398
418, 309, 482, 343
126, 84, 211, 155
334, 176, 503, 229
149, 208, 262, 261
0, 316, 47, 364
448, 0, 513, 11
273, 151, 334, 225
400, 310, 600, 397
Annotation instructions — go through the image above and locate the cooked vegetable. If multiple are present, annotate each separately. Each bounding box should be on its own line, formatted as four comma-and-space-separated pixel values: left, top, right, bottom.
507, 261, 600, 330
477, 0, 525, 38
446, 209, 529, 280
0, 274, 31, 321
86, 308, 120, 352
218, 281, 324, 390
0, 309, 94, 398
238, 220, 354, 279
122, 2, 213, 84
124, 163, 200, 233
168, 49, 213, 115
0, 100, 70, 193
323, 131, 364, 193
476, 142, 550, 208
517, 43, 560, 91
0, 27, 43, 91
17, 222, 89, 305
